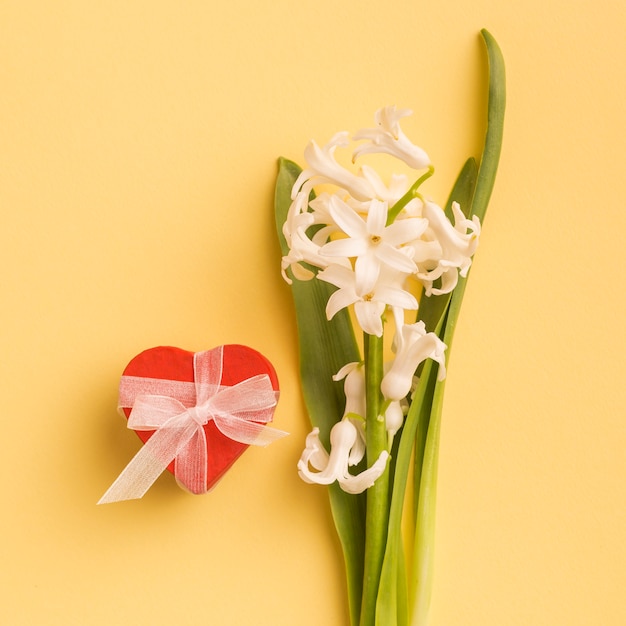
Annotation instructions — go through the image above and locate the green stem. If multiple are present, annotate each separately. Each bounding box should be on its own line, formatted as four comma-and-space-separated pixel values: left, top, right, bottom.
360, 332, 389, 626
386, 166, 434, 225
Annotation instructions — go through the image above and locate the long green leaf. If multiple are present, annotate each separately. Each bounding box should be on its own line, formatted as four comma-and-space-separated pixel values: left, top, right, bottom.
412, 157, 477, 523
410, 29, 506, 626
412, 156, 477, 525
376, 357, 438, 626
472, 29, 506, 223
274, 157, 365, 626
375, 154, 477, 626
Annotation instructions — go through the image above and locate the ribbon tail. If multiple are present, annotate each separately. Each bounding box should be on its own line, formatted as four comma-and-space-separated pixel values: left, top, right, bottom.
98, 423, 195, 504
174, 427, 208, 495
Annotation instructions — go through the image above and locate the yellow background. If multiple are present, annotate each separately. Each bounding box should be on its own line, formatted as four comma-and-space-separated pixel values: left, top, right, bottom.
2, 1, 625, 624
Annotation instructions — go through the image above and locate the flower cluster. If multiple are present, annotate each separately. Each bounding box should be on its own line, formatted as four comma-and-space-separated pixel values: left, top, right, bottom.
282, 106, 481, 493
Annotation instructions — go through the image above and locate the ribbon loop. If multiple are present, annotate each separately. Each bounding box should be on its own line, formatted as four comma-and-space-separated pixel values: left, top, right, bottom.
98, 347, 286, 504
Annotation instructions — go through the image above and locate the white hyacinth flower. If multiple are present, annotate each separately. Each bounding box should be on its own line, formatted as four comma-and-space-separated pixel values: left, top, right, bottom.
281, 192, 354, 283
353, 106, 431, 170
318, 264, 418, 337
333, 362, 366, 465
320, 195, 425, 294
418, 201, 481, 296
381, 321, 447, 401
297, 421, 389, 494
281, 108, 481, 335
359, 164, 412, 206
292, 132, 375, 203
280, 225, 325, 282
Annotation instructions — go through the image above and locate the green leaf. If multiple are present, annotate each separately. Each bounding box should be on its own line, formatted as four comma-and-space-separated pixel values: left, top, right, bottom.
376, 356, 439, 626
409, 359, 447, 626
472, 29, 506, 223
274, 157, 365, 626
412, 157, 477, 526
375, 154, 477, 625
410, 29, 506, 626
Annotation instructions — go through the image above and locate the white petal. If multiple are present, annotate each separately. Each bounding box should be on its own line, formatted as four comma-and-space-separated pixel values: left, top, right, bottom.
384, 217, 428, 246
430, 269, 459, 295
359, 164, 408, 204
385, 401, 404, 439
290, 262, 315, 281
297, 420, 357, 485
375, 243, 417, 274
326, 288, 359, 321
354, 300, 385, 336
366, 199, 388, 236
380, 370, 411, 402
317, 264, 357, 290
303, 138, 374, 201
297, 428, 329, 478
341, 365, 366, 420
333, 361, 360, 382
311, 224, 337, 247
374, 285, 418, 311
346, 417, 366, 466
381, 327, 447, 400
328, 195, 368, 237
321, 237, 369, 259
338, 451, 389, 494
354, 253, 381, 295
353, 106, 430, 170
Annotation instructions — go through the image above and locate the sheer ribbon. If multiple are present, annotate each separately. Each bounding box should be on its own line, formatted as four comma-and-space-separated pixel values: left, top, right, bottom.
98, 347, 285, 504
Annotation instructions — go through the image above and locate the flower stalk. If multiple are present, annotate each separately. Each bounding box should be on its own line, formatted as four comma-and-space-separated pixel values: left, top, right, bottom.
361, 332, 389, 626
274, 29, 505, 626
386, 165, 434, 225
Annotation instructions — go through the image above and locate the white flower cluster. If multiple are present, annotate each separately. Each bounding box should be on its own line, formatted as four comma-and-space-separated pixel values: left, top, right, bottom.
286, 107, 481, 493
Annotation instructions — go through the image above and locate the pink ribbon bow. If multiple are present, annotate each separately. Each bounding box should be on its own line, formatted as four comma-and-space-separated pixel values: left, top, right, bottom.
98, 347, 285, 504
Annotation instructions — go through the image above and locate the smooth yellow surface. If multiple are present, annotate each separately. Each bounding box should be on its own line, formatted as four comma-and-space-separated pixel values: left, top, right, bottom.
2, 1, 625, 624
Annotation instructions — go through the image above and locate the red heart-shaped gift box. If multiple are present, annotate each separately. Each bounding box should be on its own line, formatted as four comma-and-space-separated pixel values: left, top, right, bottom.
118, 344, 280, 493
